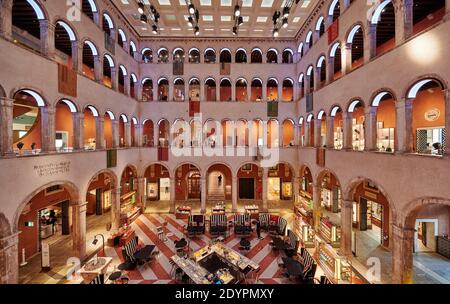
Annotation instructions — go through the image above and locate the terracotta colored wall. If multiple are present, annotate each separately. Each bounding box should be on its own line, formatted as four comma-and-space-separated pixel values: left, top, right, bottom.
282, 87, 293, 102
220, 87, 232, 101
55, 103, 74, 148
376, 98, 396, 128
85, 173, 112, 215
104, 115, 113, 148
268, 163, 293, 182
175, 164, 200, 200
143, 121, 154, 147
144, 164, 170, 182
18, 188, 71, 260
119, 120, 125, 147
412, 89, 445, 131
282, 121, 294, 146
83, 110, 96, 145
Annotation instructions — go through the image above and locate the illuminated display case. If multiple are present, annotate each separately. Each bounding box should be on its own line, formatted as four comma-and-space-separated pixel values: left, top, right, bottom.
315, 241, 352, 284
319, 217, 341, 247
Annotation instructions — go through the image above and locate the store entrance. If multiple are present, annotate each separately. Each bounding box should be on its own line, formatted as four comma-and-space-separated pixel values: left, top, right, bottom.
415, 220, 437, 253
239, 178, 254, 199
267, 177, 280, 200
207, 171, 225, 201
159, 178, 170, 200
38, 201, 70, 251
187, 172, 201, 200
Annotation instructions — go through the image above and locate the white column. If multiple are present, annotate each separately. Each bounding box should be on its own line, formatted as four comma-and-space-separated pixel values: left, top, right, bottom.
0, 97, 14, 155
95, 117, 105, 150
231, 82, 236, 102
73, 112, 84, 151
168, 80, 174, 101
278, 83, 283, 101
262, 82, 268, 101
232, 177, 238, 212
294, 124, 300, 146
72, 202, 87, 260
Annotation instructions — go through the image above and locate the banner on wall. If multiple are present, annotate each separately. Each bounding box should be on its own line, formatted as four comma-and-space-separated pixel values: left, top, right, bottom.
220, 62, 231, 75
173, 62, 184, 75
328, 20, 339, 44
104, 33, 115, 55
58, 64, 77, 97
316, 148, 326, 167
158, 147, 169, 161
189, 101, 200, 117
106, 149, 117, 168
267, 101, 278, 117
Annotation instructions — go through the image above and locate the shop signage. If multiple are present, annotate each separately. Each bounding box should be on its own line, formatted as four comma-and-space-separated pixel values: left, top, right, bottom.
34, 161, 71, 177
41, 242, 50, 271
424, 108, 440, 122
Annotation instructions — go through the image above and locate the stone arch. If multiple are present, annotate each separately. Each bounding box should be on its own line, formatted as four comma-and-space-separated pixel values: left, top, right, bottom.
403, 197, 450, 229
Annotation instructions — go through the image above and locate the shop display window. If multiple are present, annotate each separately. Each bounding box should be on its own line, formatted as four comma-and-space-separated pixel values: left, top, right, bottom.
352, 118, 365, 151
376, 121, 395, 152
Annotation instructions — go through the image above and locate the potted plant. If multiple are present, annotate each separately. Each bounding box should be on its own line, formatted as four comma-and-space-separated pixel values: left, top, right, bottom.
16, 142, 24, 155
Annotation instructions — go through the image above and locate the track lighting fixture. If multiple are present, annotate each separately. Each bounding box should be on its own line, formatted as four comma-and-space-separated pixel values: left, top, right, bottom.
187, 16, 193, 27
152, 25, 158, 34
136, 1, 160, 35
271, 0, 299, 38
234, 5, 241, 17
232, 26, 237, 36
185, 1, 201, 37
188, 4, 195, 14
231, 1, 244, 36
273, 28, 279, 37
282, 17, 288, 28
137, 2, 144, 14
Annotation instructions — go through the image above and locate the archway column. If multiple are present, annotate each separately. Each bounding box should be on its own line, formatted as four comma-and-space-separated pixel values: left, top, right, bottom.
73, 112, 84, 151
137, 82, 143, 101
215, 84, 220, 102
40, 20, 55, 58
124, 122, 132, 147
110, 188, 121, 231
0, 0, 13, 40
231, 82, 236, 102
343, 43, 352, 75
110, 67, 118, 91
184, 83, 190, 102
136, 177, 146, 208
342, 111, 353, 150
445, 90, 450, 157
247, 83, 252, 102
72, 201, 87, 260
168, 80, 174, 102
0, 97, 14, 156
124, 75, 130, 96
365, 107, 377, 151
327, 57, 334, 84
232, 177, 238, 213
200, 178, 206, 214
262, 167, 268, 212
111, 120, 120, 148
93, 55, 102, 83
294, 124, 300, 146
366, 23, 376, 60
314, 119, 322, 147
71, 41, 80, 72
169, 178, 176, 213
312, 184, 321, 231
135, 124, 143, 147
395, 97, 413, 153
314, 68, 320, 91
0, 231, 20, 284
305, 76, 311, 95
395, 0, 413, 44
446, 0, 450, 19
340, 200, 353, 256
262, 82, 267, 101
326, 116, 334, 148
391, 223, 415, 283
199, 82, 205, 102
277, 84, 283, 102
304, 122, 311, 147
41, 107, 56, 153
95, 117, 105, 150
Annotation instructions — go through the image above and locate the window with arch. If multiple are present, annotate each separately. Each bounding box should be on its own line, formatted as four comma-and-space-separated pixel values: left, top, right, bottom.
372, 0, 396, 57
142, 78, 153, 101
330, 106, 343, 149
12, 0, 45, 52
189, 78, 201, 102
412, 0, 445, 35
204, 78, 217, 101
102, 13, 114, 38
251, 78, 263, 101
267, 78, 278, 101
82, 0, 97, 21
235, 49, 247, 63
204, 48, 216, 63
347, 24, 364, 69
251, 49, 262, 63
306, 31, 313, 49
82, 40, 97, 80
267, 49, 278, 63
330, 42, 342, 80
129, 41, 137, 57
317, 56, 327, 88
142, 48, 153, 63
371, 91, 396, 152
173, 48, 185, 63
54, 21, 77, 68
306, 66, 314, 92
328, 0, 340, 24
220, 49, 232, 63
158, 48, 169, 63
118, 65, 127, 94
220, 78, 232, 101
236, 78, 248, 101
103, 54, 115, 88
348, 100, 365, 151
130, 74, 137, 98
189, 48, 200, 63
83, 105, 98, 150
157, 78, 169, 101
316, 16, 325, 38
282, 79, 294, 102
298, 43, 304, 59
117, 29, 126, 49
282, 49, 293, 64
298, 74, 305, 99
173, 78, 185, 102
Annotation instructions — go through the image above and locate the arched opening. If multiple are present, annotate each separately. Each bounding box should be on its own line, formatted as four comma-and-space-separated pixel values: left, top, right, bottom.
348, 100, 365, 151
12, 89, 45, 154
249, 119, 263, 147
103, 111, 114, 148
251, 48, 262, 63
330, 106, 343, 150
251, 78, 263, 102
237, 163, 262, 203
267, 78, 278, 101
158, 119, 170, 147
282, 78, 293, 102
409, 79, 445, 156
298, 117, 305, 146
316, 16, 325, 38
17, 183, 78, 271
219, 49, 232, 63
173, 78, 185, 102
235, 78, 248, 102
329, 0, 340, 24
204, 119, 221, 147
236, 120, 248, 146
282, 119, 294, 147
120, 166, 140, 225
173, 48, 185, 63
142, 48, 153, 63
307, 114, 315, 146
118, 65, 126, 94
117, 28, 126, 49
142, 78, 154, 101
157, 78, 169, 101
404, 199, 450, 283
142, 119, 154, 147
349, 180, 391, 275
221, 119, 234, 146
118, 114, 127, 147
175, 164, 202, 209
220, 78, 232, 102
129, 40, 136, 57
266, 49, 278, 63
347, 25, 364, 69
298, 165, 314, 230
318, 110, 327, 147
55, 99, 77, 152
190, 119, 202, 148
298, 74, 305, 99
330, 42, 342, 80
372, 91, 396, 152
12, 0, 44, 52
267, 163, 294, 204
204, 48, 216, 63
373, 1, 396, 57
131, 118, 137, 147
298, 43, 304, 59
204, 78, 217, 101
307, 66, 314, 92
282, 49, 293, 64
412, 0, 446, 35
317, 56, 327, 88
144, 164, 171, 212
306, 31, 313, 49
82, 40, 97, 80
188, 78, 201, 102
267, 119, 279, 148
82, 0, 97, 22
102, 54, 114, 88
171, 119, 186, 148
54, 21, 76, 68
130, 74, 137, 98
235, 49, 247, 63
316, 170, 342, 247
188, 48, 200, 63
83, 105, 98, 150
157, 48, 169, 63
207, 164, 232, 208
102, 13, 114, 38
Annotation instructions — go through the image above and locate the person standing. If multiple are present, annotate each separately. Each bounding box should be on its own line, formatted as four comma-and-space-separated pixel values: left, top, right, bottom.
256, 220, 262, 240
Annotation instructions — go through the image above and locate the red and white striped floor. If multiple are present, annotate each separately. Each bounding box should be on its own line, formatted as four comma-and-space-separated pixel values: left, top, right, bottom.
104, 213, 293, 284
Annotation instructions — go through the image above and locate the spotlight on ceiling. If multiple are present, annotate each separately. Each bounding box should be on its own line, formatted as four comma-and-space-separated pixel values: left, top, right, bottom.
273, 28, 279, 37
188, 4, 195, 14
234, 5, 241, 17
187, 16, 194, 27
232, 26, 237, 36
140, 14, 147, 24
152, 25, 158, 34
238, 16, 243, 26
283, 7, 290, 18
138, 2, 144, 14
194, 26, 200, 36
282, 17, 288, 28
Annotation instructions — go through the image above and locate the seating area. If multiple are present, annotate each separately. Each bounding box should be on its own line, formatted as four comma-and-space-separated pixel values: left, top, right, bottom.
234, 214, 252, 236
259, 213, 288, 236
186, 215, 206, 237
209, 214, 227, 236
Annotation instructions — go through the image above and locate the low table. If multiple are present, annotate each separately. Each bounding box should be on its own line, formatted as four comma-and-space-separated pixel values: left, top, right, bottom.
134, 245, 156, 261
